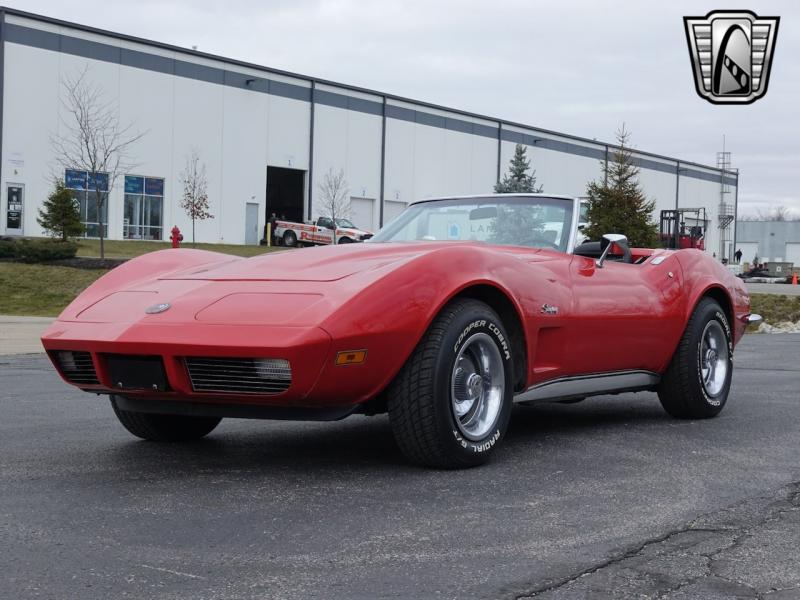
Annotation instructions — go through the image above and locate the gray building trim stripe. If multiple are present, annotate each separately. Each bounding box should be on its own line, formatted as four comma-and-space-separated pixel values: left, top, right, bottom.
497, 128, 736, 186
313, 89, 382, 116
4, 21, 737, 187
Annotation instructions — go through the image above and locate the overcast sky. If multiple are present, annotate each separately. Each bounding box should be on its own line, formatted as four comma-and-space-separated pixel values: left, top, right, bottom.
6, 0, 799, 216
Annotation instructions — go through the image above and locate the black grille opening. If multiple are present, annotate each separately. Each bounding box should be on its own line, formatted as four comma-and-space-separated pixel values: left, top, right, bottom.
54, 351, 99, 385
185, 357, 291, 395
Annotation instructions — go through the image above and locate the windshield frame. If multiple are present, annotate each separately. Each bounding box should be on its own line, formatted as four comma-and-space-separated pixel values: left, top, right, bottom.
371, 194, 579, 252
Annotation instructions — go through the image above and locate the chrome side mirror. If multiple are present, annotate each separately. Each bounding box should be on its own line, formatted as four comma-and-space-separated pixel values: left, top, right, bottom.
596, 233, 629, 268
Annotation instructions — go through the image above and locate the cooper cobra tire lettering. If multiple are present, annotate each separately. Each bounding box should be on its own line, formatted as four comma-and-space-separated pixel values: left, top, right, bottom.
452, 428, 501, 453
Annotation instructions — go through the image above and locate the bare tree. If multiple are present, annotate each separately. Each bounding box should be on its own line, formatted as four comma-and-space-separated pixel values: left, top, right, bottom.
317, 168, 350, 226
51, 66, 144, 258
179, 149, 214, 247
755, 205, 800, 221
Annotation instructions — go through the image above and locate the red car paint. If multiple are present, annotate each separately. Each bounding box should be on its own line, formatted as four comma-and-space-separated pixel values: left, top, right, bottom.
42, 236, 750, 410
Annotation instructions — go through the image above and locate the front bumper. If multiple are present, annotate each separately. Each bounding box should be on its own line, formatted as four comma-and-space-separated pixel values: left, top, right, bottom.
42, 320, 334, 407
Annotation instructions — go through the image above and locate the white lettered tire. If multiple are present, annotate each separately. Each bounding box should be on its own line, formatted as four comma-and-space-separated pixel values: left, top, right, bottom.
387, 298, 514, 468
658, 298, 733, 419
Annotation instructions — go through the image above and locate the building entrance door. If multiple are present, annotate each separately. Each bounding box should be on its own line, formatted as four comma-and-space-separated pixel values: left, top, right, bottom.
245, 202, 260, 245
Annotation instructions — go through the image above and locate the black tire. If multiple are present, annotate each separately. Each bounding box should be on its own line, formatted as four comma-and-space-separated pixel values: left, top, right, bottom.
658, 298, 733, 419
387, 299, 514, 468
283, 230, 297, 247
110, 396, 222, 442
338, 237, 353, 244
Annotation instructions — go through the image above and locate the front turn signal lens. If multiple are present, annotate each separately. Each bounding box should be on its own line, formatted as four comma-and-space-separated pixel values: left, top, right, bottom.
335, 350, 367, 366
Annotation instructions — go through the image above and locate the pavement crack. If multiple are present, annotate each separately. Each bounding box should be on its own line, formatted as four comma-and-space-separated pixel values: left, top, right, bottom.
513, 482, 800, 599
513, 527, 726, 599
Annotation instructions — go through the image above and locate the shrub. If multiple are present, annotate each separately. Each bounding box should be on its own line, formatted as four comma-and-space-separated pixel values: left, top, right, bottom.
0, 239, 15, 258
37, 182, 85, 240
1, 238, 79, 263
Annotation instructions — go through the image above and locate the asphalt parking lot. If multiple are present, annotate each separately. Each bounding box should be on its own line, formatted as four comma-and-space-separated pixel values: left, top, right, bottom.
2, 334, 800, 599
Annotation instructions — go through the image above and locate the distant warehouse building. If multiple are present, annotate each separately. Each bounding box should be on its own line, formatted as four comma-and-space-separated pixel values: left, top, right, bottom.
1, 7, 739, 255
735, 221, 800, 266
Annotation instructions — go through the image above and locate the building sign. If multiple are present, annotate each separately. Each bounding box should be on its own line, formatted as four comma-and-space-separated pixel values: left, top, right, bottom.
144, 178, 164, 196
125, 176, 144, 194
65, 169, 88, 190
65, 169, 109, 191
6, 185, 23, 231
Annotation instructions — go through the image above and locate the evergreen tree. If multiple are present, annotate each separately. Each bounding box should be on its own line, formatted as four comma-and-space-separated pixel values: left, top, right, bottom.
489, 144, 547, 246
583, 125, 659, 248
37, 182, 85, 240
494, 144, 543, 193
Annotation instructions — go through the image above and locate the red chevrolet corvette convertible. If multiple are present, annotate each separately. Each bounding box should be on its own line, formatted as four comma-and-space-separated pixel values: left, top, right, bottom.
42, 194, 759, 468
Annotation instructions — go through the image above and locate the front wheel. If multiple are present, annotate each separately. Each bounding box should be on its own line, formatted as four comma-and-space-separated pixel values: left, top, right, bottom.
110, 396, 222, 441
283, 230, 297, 247
387, 299, 513, 468
658, 298, 733, 419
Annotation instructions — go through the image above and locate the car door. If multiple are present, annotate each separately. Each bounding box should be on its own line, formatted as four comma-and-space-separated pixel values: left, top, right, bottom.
567, 253, 686, 375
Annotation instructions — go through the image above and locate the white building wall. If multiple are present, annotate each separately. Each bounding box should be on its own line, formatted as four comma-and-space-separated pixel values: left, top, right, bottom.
470, 134, 497, 194
2, 42, 60, 237
0, 11, 738, 251
311, 86, 382, 229
267, 94, 309, 172
220, 84, 269, 244
384, 116, 414, 206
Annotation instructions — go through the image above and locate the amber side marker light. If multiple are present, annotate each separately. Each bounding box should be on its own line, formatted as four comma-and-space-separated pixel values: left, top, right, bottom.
335, 350, 367, 366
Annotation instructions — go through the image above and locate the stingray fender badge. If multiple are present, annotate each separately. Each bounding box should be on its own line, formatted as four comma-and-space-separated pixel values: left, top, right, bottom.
541, 304, 559, 315
145, 302, 171, 314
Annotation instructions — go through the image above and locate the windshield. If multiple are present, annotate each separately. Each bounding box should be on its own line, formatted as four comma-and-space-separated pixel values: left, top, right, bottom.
371, 196, 574, 251
336, 218, 357, 229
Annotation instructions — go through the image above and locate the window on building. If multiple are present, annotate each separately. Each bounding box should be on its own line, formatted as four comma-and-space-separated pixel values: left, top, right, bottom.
124, 176, 164, 240
64, 169, 109, 238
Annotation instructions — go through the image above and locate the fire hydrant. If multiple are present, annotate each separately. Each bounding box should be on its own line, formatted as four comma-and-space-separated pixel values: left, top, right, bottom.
170, 226, 184, 248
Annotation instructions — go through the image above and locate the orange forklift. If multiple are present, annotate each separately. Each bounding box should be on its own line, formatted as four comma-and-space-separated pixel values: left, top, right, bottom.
660, 208, 707, 251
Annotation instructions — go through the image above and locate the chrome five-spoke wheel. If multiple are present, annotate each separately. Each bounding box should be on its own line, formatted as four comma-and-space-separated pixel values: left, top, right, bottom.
700, 320, 729, 397
450, 332, 505, 441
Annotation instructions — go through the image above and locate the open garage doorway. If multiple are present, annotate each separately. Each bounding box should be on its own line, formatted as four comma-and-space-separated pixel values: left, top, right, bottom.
266, 167, 305, 223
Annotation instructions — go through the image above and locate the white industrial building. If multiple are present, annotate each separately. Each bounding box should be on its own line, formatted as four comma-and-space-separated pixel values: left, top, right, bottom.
0, 7, 739, 256
735, 221, 800, 266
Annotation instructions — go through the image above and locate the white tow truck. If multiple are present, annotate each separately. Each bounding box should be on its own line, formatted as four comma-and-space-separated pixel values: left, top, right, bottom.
273, 216, 373, 247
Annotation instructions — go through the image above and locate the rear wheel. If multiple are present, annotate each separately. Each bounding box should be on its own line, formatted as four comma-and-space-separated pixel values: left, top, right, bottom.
110, 396, 222, 442
283, 230, 297, 247
658, 298, 732, 419
387, 299, 513, 468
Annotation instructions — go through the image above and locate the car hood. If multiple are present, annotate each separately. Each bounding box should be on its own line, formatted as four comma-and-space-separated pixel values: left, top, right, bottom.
160, 242, 461, 282
59, 242, 545, 325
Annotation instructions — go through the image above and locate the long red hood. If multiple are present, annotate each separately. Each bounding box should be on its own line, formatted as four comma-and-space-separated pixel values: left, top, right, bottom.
160, 242, 433, 282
